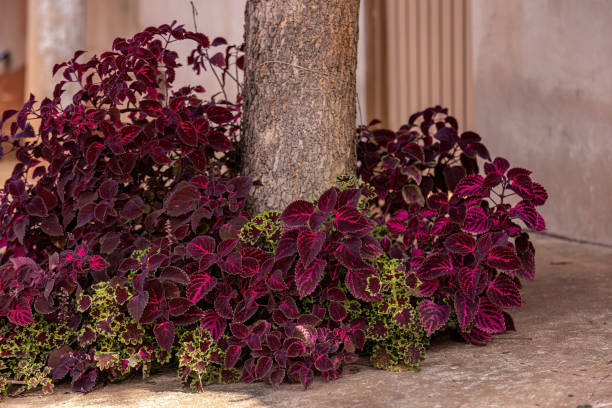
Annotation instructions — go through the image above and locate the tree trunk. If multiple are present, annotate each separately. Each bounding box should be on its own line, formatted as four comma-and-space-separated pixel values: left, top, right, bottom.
242, 0, 360, 213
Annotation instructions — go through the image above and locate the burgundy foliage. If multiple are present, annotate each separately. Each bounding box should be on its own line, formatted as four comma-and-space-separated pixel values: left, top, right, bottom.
357, 106, 548, 341
0, 24, 548, 396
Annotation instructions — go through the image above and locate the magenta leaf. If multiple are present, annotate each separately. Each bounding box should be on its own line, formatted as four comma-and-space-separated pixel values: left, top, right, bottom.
164, 181, 201, 217
487, 275, 521, 307
460, 326, 492, 345
531, 182, 548, 206
254, 356, 273, 379
154, 321, 175, 352
474, 297, 505, 333
315, 354, 334, 372
295, 257, 326, 298
416, 253, 453, 280
127, 291, 149, 322
328, 301, 347, 322
444, 232, 476, 255
334, 207, 372, 234
274, 229, 299, 260
225, 345, 242, 369
297, 229, 325, 267
335, 242, 370, 270
418, 300, 450, 336
487, 245, 522, 270
454, 292, 478, 331
454, 175, 486, 196
270, 369, 285, 389
318, 187, 338, 213
168, 297, 192, 316
462, 206, 491, 234
187, 273, 217, 304
457, 267, 481, 299
8, 299, 34, 326
187, 235, 216, 259
345, 268, 380, 302
200, 310, 226, 341
280, 200, 314, 227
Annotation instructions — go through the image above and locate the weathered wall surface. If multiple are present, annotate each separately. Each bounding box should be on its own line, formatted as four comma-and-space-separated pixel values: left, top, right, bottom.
471, 0, 612, 244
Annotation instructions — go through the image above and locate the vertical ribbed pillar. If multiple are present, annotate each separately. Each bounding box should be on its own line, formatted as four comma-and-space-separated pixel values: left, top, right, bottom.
25, 0, 85, 101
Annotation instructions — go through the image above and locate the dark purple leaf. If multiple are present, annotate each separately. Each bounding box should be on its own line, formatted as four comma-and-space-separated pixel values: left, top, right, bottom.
462, 206, 491, 234
200, 310, 226, 341
328, 301, 347, 322
225, 345, 242, 369
454, 292, 478, 331
418, 300, 450, 336
487, 275, 521, 307
487, 245, 522, 270
318, 187, 337, 213
255, 356, 273, 379
274, 230, 298, 260
297, 229, 325, 267
295, 257, 325, 298
475, 297, 505, 333
280, 200, 314, 227
444, 233, 476, 255
164, 181, 201, 217
127, 291, 149, 322
187, 235, 215, 259
416, 253, 453, 280
154, 321, 175, 352
334, 207, 372, 234
345, 268, 380, 302
168, 297, 192, 316
187, 273, 217, 303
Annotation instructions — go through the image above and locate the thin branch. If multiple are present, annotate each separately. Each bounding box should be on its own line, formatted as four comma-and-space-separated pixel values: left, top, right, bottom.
190, 1, 199, 32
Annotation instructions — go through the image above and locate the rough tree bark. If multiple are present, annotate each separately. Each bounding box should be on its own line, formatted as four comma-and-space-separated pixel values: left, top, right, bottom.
242, 0, 360, 213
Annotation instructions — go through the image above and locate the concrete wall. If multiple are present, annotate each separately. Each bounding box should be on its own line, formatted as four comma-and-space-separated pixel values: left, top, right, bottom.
471, 0, 612, 244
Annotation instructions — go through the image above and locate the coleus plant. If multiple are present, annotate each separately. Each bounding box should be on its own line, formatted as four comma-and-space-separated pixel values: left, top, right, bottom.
357, 107, 548, 344
0, 22, 549, 397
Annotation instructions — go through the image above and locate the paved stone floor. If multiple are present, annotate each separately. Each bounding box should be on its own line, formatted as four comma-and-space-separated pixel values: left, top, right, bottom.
4, 236, 612, 408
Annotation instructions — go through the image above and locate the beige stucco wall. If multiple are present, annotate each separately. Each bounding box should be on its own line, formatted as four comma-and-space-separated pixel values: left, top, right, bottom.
471, 0, 612, 244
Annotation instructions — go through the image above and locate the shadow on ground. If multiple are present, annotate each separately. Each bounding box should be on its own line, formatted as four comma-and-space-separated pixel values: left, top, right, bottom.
4, 237, 612, 408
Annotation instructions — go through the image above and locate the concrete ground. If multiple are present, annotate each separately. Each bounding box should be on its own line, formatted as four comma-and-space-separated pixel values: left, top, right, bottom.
4, 236, 612, 408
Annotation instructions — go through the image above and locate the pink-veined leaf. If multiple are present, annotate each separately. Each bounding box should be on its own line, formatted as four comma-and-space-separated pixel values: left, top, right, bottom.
297, 229, 325, 267
154, 321, 175, 352
462, 206, 491, 234
200, 310, 226, 341
460, 326, 492, 345
168, 297, 192, 316
487, 275, 521, 307
475, 297, 505, 333
280, 200, 314, 227
418, 300, 450, 336
454, 175, 486, 197
334, 207, 372, 234
444, 232, 476, 255
187, 235, 215, 259
187, 273, 217, 303
8, 299, 34, 326
318, 187, 337, 213
416, 253, 453, 280
457, 267, 481, 299
345, 268, 380, 302
531, 182, 548, 206
255, 356, 273, 379
295, 258, 325, 298
267, 269, 289, 291
454, 292, 479, 331
487, 245, 522, 270
225, 345, 242, 369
